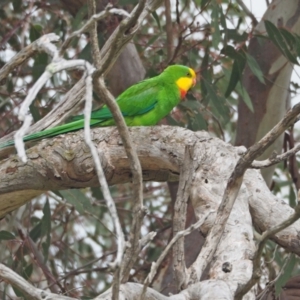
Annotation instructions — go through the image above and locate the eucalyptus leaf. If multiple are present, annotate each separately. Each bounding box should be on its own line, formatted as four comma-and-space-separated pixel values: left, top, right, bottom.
0, 230, 15, 241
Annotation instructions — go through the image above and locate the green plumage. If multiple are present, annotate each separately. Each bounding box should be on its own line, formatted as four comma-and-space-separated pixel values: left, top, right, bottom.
0, 65, 195, 149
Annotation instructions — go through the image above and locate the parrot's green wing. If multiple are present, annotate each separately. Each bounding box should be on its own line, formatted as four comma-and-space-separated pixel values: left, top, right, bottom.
73, 79, 161, 122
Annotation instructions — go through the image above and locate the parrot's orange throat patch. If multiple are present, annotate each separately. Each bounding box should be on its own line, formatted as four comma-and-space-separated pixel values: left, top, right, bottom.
176, 68, 196, 100
179, 88, 187, 99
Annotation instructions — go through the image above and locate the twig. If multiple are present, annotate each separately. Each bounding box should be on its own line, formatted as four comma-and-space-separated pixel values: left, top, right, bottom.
235, 191, 300, 299
83, 72, 126, 269
14, 59, 94, 162
18, 71, 52, 121
59, 4, 130, 55
251, 143, 300, 169
85, 0, 144, 288
164, 0, 173, 63
95, 0, 162, 77
86, 2, 124, 299
85, 0, 153, 283
139, 232, 157, 248
84, 3, 145, 280
140, 212, 213, 299
0, 263, 76, 300
256, 253, 291, 300
92, 78, 145, 284
285, 129, 300, 190
236, 0, 258, 26
188, 102, 300, 282
14, 114, 32, 162
19, 230, 64, 294
0, 33, 59, 82
47, 251, 114, 289
94, 0, 147, 77
0, 77, 86, 146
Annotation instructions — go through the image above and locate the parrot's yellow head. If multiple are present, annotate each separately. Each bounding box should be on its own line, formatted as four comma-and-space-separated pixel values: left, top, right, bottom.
162, 65, 196, 100
175, 68, 196, 99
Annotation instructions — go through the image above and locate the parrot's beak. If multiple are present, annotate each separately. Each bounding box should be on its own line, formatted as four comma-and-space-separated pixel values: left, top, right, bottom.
192, 78, 196, 87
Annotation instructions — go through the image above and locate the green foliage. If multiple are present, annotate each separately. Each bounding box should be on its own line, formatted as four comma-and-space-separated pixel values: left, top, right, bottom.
59, 190, 95, 214
151, 11, 162, 31
264, 20, 300, 65
275, 254, 297, 295
0, 230, 15, 240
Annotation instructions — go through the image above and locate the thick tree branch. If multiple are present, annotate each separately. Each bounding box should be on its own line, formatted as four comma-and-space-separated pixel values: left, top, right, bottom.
188, 102, 300, 282
1, 126, 300, 257
1, 126, 300, 298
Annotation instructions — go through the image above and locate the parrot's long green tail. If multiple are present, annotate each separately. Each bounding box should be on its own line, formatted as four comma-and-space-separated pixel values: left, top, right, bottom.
0, 118, 100, 149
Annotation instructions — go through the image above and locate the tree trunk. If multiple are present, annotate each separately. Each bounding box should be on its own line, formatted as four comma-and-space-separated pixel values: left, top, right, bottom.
235, 0, 300, 186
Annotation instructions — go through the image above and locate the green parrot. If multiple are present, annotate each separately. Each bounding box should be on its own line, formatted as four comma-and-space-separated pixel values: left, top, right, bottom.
0, 64, 196, 149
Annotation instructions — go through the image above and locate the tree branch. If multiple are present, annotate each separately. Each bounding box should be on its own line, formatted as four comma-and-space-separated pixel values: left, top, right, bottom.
0, 263, 75, 300
251, 143, 300, 169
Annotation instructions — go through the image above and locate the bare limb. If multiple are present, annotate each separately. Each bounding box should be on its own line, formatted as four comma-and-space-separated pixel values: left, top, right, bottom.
92, 1, 166, 282
0, 77, 86, 146
93, 0, 147, 77
47, 252, 114, 289
83, 73, 126, 269
251, 143, 300, 169
90, 1, 160, 282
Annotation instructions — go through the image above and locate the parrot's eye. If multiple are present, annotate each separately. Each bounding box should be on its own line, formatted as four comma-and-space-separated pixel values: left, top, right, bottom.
187, 72, 191, 77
